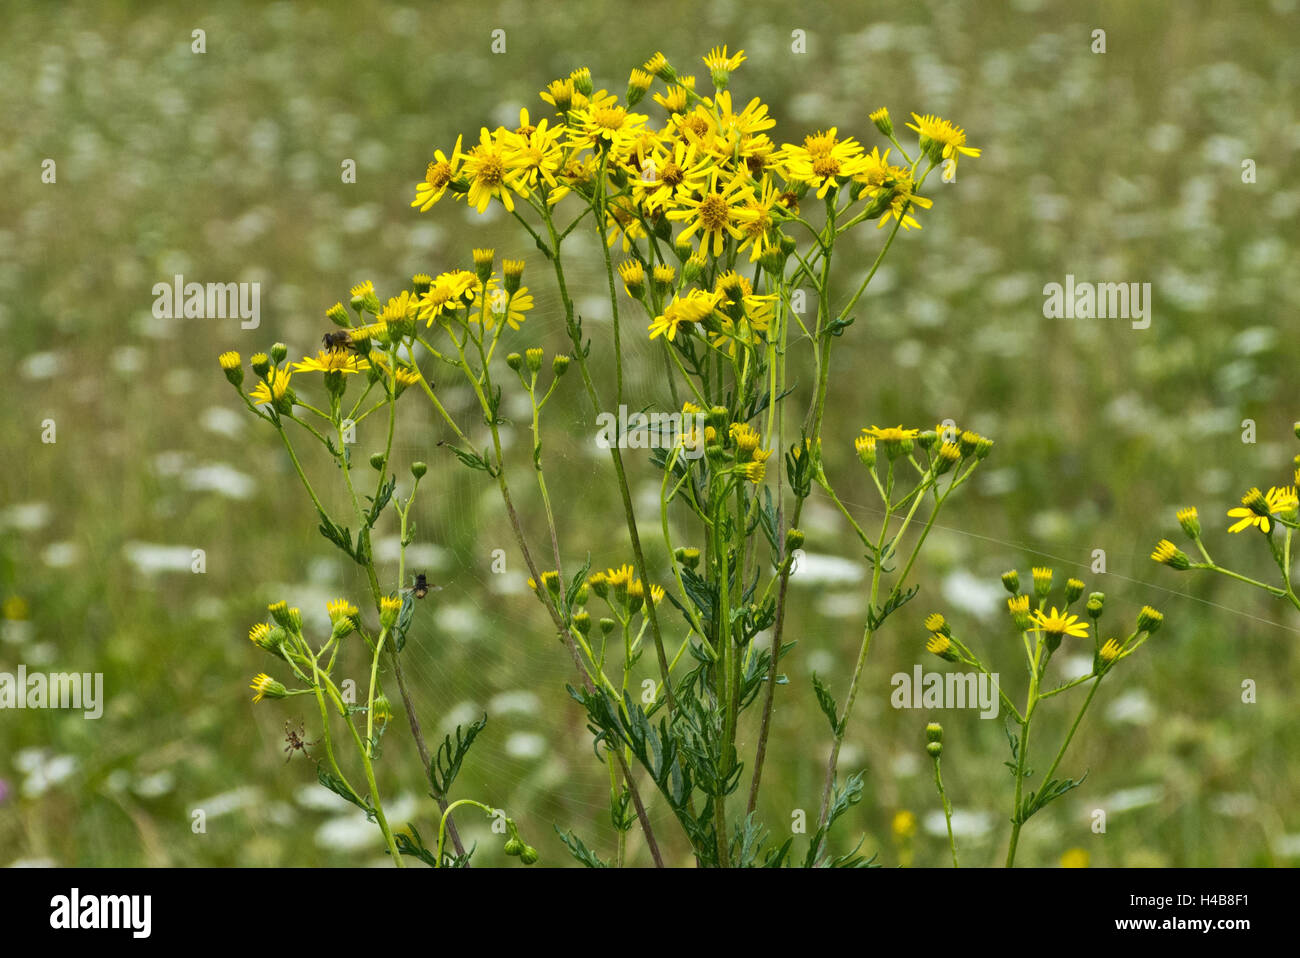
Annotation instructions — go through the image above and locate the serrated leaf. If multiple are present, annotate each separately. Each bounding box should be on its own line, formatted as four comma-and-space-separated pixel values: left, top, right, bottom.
812, 673, 844, 736
365, 475, 396, 528
316, 766, 373, 820
393, 592, 414, 653
555, 826, 610, 868
430, 714, 488, 796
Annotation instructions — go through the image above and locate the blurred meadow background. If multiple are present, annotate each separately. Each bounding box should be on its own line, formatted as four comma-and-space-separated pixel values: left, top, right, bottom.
3, 0, 1299, 867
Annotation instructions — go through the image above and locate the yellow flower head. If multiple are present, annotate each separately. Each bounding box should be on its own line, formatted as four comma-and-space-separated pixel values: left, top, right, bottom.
654, 84, 692, 114
1030, 606, 1089, 640
862, 425, 919, 444
924, 612, 948, 634
778, 127, 868, 199
500, 112, 564, 194
293, 350, 371, 375
648, 289, 720, 342
729, 422, 761, 456
891, 810, 917, 839
540, 78, 576, 113
643, 51, 672, 82
461, 127, 523, 214
327, 598, 358, 624
412, 135, 464, 212
1150, 539, 1190, 570
470, 277, 534, 331
249, 367, 292, 406
418, 270, 477, 325
1060, 848, 1090, 869
906, 113, 981, 167
926, 633, 955, 659
1227, 486, 1296, 533
250, 673, 287, 703
569, 101, 649, 158
703, 45, 746, 74
667, 169, 754, 257
618, 259, 646, 298
1099, 638, 1122, 664
604, 564, 635, 589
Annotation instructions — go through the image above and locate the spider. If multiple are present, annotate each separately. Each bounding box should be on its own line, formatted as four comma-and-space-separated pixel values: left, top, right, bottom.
283, 720, 318, 764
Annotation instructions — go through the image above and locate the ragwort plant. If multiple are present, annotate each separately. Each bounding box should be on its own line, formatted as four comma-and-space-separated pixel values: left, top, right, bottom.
921, 567, 1165, 866
221, 46, 996, 866
220, 347, 538, 867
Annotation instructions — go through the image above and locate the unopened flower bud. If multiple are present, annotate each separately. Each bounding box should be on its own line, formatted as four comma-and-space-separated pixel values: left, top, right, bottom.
380, 595, 402, 629
502, 258, 524, 294
218, 351, 244, 387
268, 600, 293, 629
411, 461, 427, 479
1032, 566, 1053, 598
1151, 539, 1190, 570
926, 633, 959, 662
250, 673, 288, 702
326, 302, 350, 327
1137, 606, 1164, 634
1086, 592, 1105, 619
1176, 507, 1200, 539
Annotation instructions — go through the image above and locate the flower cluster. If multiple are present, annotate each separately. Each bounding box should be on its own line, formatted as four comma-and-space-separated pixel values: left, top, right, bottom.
924, 568, 1165, 866
410, 48, 974, 355
1152, 423, 1300, 613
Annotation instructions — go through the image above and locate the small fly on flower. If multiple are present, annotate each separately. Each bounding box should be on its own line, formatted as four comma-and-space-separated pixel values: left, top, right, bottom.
322, 330, 356, 353
410, 572, 441, 599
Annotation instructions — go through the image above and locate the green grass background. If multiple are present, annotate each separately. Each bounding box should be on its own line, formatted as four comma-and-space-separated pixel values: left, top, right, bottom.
2, 0, 1298, 866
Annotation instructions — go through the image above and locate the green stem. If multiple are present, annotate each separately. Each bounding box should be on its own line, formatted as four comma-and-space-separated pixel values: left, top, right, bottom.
932, 755, 958, 867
